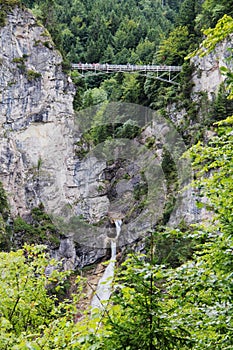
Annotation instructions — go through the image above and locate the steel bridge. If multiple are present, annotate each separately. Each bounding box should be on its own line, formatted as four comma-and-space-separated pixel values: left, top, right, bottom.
72, 63, 182, 85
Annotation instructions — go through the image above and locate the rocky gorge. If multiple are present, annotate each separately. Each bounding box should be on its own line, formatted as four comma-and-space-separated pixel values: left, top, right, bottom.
0, 5, 232, 269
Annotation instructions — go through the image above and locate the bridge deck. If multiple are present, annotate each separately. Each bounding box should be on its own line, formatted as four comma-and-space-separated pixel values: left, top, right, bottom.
72, 63, 182, 73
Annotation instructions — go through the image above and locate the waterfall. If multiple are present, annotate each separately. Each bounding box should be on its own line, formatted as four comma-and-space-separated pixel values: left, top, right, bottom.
91, 219, 122, 310
115, 219, 122, 238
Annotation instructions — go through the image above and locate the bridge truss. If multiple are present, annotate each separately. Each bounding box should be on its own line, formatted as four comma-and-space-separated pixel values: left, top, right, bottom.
72, 63, 182, 85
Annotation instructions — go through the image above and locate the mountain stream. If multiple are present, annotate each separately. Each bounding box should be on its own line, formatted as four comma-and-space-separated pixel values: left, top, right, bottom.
91, 219, 122, 310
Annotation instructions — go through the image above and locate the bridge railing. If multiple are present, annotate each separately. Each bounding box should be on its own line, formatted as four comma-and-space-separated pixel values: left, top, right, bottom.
71, 63, 182, 73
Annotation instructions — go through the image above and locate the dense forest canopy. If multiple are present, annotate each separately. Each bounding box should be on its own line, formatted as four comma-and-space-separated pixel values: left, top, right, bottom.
19, 0, 233, 65
21, 0, 182, 64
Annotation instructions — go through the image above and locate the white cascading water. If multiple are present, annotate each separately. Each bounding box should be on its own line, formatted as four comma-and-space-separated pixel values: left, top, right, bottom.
91, 219, 122, 310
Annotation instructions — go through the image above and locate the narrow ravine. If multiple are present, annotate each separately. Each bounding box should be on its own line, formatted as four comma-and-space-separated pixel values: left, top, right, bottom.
91, 220, 122, 310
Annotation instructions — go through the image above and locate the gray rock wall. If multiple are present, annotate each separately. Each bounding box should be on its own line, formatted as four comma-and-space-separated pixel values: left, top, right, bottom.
0, 7, 111, 267
0, 7, 75, 217
166, 35, 233, 227
191, 34, 233, 100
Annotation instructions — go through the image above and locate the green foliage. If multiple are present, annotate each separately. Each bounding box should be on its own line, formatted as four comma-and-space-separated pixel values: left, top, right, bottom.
0, 182, 9, 220
133, 181, 148, 201
167, 161, 233, 346
12, 55, 28, 73
89, 119, 140, 146
195, 0, 233, 30
187, 15, 233, 59
220, 65, 233, 100
161, 193, 176, 224
0, 244, 82, 349
190, 117, 233, 233
0, 0, 20, 26
0, 0, 20, 4
166, 52, 233, 347
176, 0, 198, 34
100, 76, 122, 101
161, 147, 178, 188
26, 69, 41, 81
115, 119, 140, 139
85, 20, 233, 350
0, 182, 11, 251
168, 24, 233, 348
152, 227, 196, 267
210, 83, 233, 122
70, 70, 87, 109
93, 254, 193, 349
22, 0, 175, 65
0, 215, 11, 252
18, 0, 203, 112
82, 87, 108, 108
157, 26, 190, 65
13, 204, 60, 248
134, 39, 156, 64
121, 73, 141, 103
89, 124, 114, 145
12, 57, 25, 64
101, 112, 233, 349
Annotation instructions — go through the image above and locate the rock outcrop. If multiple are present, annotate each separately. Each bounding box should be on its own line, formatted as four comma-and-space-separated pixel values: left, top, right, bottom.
191, 34, 233, 99
0, 7, 75, 217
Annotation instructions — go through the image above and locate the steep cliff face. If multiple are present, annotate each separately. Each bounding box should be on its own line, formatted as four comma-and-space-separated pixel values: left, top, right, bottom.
191, 34, 233, 99
0, 7, 114, 268
167, 35, 233, 227
0, 7, 75, 217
